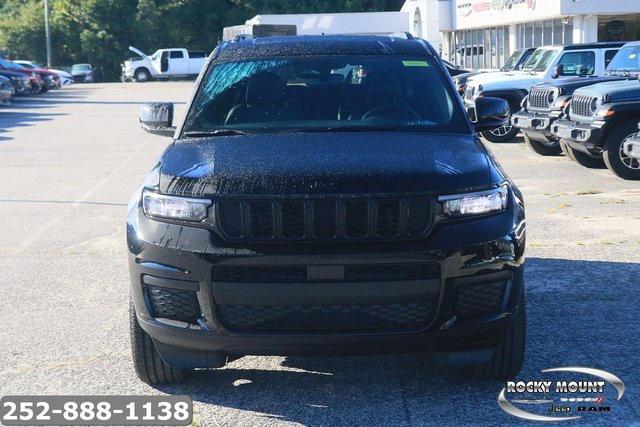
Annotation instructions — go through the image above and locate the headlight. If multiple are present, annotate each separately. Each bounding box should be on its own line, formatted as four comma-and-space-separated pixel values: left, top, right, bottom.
142, 189, 211, 222
439, 184, 509, 217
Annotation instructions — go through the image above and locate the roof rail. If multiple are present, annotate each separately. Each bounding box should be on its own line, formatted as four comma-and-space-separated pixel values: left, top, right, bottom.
389, 32, 414, 40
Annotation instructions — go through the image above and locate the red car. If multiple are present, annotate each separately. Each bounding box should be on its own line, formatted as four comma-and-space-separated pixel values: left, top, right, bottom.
13, 61, 61, 90
0, 58, 46, 94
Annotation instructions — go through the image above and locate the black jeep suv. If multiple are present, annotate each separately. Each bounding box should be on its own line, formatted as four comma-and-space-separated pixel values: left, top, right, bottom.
128, 35, 526, 384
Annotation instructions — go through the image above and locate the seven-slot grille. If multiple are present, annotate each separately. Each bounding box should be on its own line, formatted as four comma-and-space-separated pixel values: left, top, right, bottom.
215, 196, 432, 242
528, 87, 555, 111
571, 93, 597, 118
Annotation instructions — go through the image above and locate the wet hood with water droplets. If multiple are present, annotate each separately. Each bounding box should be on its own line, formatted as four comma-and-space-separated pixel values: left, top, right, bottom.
158, 132, 494, 197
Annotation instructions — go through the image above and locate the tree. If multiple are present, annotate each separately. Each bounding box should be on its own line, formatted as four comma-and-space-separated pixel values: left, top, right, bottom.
0, 0, 403, 80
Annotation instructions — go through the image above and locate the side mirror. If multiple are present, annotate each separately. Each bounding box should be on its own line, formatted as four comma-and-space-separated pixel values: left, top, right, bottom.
471, 96, 510, 132
552, 64, 564, 79
139, 103, 175, 137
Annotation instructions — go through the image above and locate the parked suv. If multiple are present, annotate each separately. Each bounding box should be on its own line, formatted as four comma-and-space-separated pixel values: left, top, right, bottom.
453, 47, 536, 96
465, 42, 626, 143
128, 35, 526, 385
552, 42, 640, 180
512, 43, 631, 156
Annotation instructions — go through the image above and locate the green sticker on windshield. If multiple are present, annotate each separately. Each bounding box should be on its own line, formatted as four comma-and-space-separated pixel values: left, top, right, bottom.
402, 60, 429, 67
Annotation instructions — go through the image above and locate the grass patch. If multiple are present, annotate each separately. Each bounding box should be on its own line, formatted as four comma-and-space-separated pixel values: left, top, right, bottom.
576, 189, 602, 195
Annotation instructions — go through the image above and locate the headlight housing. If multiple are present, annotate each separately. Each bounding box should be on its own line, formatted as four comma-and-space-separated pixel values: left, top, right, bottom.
439, 184, 509, 217
142, 189, 211, 222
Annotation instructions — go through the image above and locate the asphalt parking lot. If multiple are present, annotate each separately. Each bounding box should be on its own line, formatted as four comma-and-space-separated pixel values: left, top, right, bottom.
1, 82, 639, 426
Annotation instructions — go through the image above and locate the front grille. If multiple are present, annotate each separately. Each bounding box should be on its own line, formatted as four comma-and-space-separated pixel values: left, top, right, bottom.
213, 262, 439, 283
145, 286, 200, 323
215, 196, 433, 242
571, 94, 597, 118
528, 87, 555, 111
216, 301, 436, 332
454, 280, 506, 318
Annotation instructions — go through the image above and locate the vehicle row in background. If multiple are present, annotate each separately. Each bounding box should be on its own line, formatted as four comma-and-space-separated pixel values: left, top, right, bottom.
463, 42, 626, 143
452, 47, 536, 96
512, 41, 640, 180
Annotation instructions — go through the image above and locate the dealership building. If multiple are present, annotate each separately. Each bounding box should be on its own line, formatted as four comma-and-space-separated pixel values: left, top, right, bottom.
225, 0, 640, 70
407, 0, 640, 68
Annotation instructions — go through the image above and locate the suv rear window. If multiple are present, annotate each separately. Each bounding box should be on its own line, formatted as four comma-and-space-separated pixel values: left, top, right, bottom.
183, 55, 467, 134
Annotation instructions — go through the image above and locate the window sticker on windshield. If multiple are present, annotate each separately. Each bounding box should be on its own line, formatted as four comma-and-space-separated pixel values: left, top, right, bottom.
629, 53, 637, 59
402, 60, 429, 67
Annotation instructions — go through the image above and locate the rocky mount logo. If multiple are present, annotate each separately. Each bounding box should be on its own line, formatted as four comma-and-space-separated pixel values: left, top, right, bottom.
498, 367, 625, 422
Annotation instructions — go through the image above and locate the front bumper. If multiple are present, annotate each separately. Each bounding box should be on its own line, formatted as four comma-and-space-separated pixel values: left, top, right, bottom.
512, 109, 560, 142
127, 192, 526, 368
550, 118, 607, 156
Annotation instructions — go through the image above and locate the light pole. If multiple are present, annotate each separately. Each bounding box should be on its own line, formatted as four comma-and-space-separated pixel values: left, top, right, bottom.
44, 0, 52, 67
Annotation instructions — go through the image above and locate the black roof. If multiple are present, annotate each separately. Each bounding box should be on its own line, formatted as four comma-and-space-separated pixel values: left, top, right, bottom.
562, 41, 628, 51
214, 35, 433, 60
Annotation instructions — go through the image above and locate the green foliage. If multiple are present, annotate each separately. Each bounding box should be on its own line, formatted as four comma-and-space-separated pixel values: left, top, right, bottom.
0, 0, 401, 80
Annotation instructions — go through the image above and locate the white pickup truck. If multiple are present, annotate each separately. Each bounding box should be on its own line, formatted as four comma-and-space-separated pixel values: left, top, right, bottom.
121, 46, 208, 82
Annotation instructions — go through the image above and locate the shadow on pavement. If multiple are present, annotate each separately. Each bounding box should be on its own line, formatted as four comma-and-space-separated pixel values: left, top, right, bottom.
155, 257, 640, 425
0, 111, 66, 142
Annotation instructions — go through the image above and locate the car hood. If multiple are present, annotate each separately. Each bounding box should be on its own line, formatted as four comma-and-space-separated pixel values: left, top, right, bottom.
129, 46, 148, 58
534, 75, 627, 95
50, 69, 72, 78
575, 79, 640, 102
0, 69, 27, 79
158, 132, 492, 197
467, 71, 541, 90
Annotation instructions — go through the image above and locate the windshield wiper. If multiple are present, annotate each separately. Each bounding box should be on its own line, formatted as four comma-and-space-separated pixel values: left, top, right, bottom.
183, 129, 250, 137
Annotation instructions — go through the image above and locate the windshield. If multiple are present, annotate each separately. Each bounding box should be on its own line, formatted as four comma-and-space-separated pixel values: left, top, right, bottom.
502, 50, 523, 71
522, 49, 544, 70
531, 50, 558, 72
72, 64, 91, 72
183, 55, 467, 135
606, 45, 640, 72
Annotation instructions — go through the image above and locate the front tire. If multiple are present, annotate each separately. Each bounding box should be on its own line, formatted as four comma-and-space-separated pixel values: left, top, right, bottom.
560, 139, 575, 160
565, 145, 605, 169
524, 133, 562, 156
130, 296, 189, 385
134, 68, 151, 83
460, 269, 526, 380
602, 121, 640, 180
481, 105, 519, 143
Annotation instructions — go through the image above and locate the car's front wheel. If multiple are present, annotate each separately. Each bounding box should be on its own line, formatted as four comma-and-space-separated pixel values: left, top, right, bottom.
565, 145, 605, 169
460, 269, 526, 380
130, 296, 189, 385
603, 121, 640, 180
524, 133, 562, 156
134, 68, 151, 83
480, 105, 519, 143
559, 139, 575, 160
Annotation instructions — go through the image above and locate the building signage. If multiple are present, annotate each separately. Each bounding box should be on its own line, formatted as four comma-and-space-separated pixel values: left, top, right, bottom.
453, 0, 562, 30
457, 0, 535, 18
